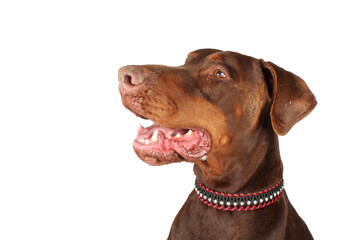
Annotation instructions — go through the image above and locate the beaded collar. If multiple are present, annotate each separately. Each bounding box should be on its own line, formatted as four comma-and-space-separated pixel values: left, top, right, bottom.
195, 179, 284, 212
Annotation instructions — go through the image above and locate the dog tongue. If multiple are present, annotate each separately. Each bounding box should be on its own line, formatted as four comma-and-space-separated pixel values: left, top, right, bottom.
135, 124, 210, 159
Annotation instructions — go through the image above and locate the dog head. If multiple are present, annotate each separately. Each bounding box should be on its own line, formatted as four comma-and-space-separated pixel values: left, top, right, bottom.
118, 49, 316, 174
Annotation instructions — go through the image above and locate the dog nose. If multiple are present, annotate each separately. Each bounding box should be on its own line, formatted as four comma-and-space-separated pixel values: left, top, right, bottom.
118, 66, 145, 91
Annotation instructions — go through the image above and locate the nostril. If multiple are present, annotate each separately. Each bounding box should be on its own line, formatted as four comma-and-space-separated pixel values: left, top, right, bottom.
123, 73, 144, 87
124, 74, 134, 86
119, 66, 145, 89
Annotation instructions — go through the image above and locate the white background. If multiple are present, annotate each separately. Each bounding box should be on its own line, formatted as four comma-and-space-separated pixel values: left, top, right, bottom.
1, 1, 359, 239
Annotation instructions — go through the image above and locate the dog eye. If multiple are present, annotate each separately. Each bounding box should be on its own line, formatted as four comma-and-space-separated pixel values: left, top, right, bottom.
215, 70, 226, 78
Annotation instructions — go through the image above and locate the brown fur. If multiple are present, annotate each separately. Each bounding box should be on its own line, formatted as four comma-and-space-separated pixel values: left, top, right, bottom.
118, 49, 316, 239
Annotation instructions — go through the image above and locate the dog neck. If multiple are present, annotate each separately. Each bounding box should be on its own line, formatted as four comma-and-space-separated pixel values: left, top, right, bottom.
193, 128, 283, 195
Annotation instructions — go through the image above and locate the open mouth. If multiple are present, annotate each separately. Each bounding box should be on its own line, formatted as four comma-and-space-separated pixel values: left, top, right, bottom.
133, 120, 211, 161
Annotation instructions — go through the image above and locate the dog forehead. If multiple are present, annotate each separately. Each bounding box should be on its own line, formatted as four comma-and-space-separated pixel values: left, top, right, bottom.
185, 49, 222, 64
186, 50, 256, 69
208, 53, 224, 62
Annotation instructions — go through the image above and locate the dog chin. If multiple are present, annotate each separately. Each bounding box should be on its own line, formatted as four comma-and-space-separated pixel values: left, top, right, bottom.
133, 148, 184, 166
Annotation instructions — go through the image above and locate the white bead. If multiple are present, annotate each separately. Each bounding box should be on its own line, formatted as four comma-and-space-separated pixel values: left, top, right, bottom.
203, 195, 207, 200
260, 198, 264, 203
219, 201, 224, 206
213, 199, 218, 204
270, 195, 273, 200
233, 202, 238, 206
208, 198, 212, 202
277, 191, 280, 195
247, 201, 251, 205
240, 201, 245, 206
226, 201, 231, 206
265, 197, 269, 201
253, 200, 258, 205
200, 193, 203, 197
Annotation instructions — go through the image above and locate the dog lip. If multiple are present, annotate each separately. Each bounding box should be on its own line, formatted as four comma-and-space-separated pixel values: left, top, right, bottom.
121, 93, 149, 120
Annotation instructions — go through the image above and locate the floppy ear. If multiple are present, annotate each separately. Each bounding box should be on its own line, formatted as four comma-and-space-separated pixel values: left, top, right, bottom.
260, 60, 317, 136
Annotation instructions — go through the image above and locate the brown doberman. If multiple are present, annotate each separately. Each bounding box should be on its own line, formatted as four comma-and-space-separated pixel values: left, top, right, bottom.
118, 49, 316, 240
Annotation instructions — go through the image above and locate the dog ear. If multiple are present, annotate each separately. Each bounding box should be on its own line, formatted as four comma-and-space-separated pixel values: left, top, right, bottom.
260, 60, 317, 136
